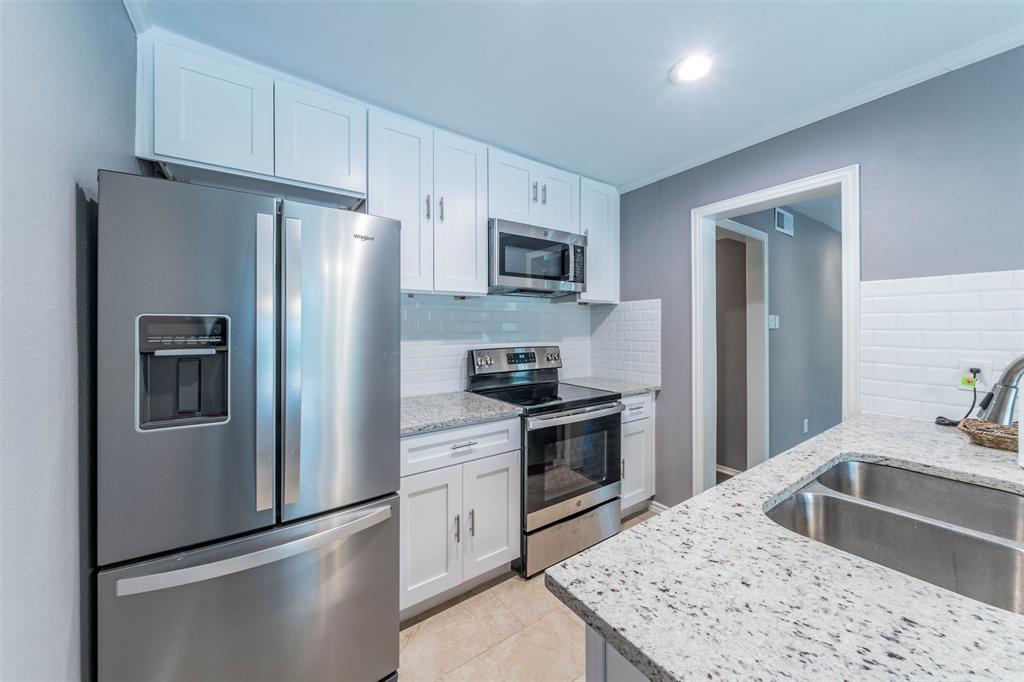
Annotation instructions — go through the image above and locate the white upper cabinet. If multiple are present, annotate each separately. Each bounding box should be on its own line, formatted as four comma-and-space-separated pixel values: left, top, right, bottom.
433, 131, 488, 295
578, 178, 620, 304
274, 80, 367, 193
487, 148, 580, 232
535, 166, 580, 233
368, 111, 434, 292
153, 42, 274, 174
487, 148, 535, 224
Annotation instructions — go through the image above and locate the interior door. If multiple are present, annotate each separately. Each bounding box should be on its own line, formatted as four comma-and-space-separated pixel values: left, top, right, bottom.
433, 130, 487, 295
98, 495, 398, 682
463, 451, 520, 580
280, 202, 400, 521
368, 111, 434, 292
97, 172, 276, 566
399, 467, 463, 610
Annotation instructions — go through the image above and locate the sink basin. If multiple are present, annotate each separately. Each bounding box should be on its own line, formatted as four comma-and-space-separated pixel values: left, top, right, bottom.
817, 461, 1024, 543
767, 461, 1024, 614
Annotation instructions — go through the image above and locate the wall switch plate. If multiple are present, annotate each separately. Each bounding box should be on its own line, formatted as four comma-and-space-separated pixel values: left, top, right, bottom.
803, 418, 809, 434
958, 360, 993, 391
768, 314, 780, 330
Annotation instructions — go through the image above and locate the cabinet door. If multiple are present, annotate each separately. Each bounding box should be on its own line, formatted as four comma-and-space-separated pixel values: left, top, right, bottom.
399, 467, 462, 610
578, 178, 620, 303
462, 451, 520, 581
536, 166, 580, 233
620, 419, 653, 511
368, 111, 434, 292
153, 42, 274, 174
434, 131, 488, 295
275, 80, 367, 193
488, 148, 536, 224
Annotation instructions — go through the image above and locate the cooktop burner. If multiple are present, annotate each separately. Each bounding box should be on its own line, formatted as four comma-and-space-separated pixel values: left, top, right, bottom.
475, 382, 620, 415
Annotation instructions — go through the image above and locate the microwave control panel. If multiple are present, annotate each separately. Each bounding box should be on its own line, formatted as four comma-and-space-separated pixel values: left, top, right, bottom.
571, 245, 585, 282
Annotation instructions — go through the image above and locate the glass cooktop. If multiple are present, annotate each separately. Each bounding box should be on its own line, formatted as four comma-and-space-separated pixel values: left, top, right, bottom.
477, 382, 621, 415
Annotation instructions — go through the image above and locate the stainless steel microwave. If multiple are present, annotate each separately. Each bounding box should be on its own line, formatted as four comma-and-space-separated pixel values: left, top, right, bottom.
488, 219, 587, 297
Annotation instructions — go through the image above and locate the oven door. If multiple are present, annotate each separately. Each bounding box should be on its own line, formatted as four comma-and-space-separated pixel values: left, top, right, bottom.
490, 219, 586, 294
523, 402, 623, 531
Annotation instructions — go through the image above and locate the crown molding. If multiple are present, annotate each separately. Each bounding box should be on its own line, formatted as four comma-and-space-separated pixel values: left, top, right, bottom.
121, 0, 151, 34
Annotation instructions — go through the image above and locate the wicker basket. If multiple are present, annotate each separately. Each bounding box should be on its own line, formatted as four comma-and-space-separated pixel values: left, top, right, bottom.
957, 418, 1019, 452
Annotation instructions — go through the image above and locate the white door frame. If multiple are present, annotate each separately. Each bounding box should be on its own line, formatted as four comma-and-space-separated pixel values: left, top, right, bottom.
715, 219, 769, 473
690, 165, 861, 496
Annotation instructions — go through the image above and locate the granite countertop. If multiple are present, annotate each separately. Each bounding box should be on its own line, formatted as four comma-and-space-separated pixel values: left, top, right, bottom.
545, 414, 1024, 681
400, 391, 522, 436
566, 376, 660, 397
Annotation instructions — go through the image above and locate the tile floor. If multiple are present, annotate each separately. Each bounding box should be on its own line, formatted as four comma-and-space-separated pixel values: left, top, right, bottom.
398, 507, 659, 682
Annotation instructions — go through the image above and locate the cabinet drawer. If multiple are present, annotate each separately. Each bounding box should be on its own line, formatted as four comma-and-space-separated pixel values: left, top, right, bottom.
401, 418, 521, 477
621, 393, 654, 423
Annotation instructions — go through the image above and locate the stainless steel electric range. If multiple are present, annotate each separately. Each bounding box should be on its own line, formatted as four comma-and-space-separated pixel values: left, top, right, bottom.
467, 346, 623, 576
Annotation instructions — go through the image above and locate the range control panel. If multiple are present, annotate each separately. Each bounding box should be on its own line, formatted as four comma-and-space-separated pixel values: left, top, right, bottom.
470, 346, 562, 374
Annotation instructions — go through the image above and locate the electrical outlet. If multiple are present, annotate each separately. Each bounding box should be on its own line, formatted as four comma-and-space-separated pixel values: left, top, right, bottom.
768, 314, 780, 330
802, 418, 809, 434
957, 360, 993, 391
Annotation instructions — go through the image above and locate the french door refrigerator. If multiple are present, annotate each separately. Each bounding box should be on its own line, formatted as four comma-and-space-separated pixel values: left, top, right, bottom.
95, 171, 400, 681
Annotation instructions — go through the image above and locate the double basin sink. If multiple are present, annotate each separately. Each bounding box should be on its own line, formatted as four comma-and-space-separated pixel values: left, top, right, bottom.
767, 460, 1024, 614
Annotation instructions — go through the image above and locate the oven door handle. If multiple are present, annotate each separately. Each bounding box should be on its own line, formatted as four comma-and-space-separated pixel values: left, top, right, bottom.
526, 402, 624, 431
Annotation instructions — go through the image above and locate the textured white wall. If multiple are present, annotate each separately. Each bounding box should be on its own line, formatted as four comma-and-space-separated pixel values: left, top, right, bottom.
860, 270, 1024, 421
0, 2, 139, 678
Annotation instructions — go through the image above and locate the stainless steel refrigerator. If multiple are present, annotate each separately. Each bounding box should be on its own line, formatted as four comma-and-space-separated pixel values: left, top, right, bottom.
95, 171, 400, 681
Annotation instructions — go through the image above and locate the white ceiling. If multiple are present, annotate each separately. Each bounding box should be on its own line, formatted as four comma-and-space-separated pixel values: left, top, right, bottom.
788, 194, 842, 231
135, 1, 1024, 191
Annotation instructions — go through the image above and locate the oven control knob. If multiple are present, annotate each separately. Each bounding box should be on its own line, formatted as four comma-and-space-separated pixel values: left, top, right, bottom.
485, 356, 493, 366
552, 353, 560, 362
475, 357, 485, 368
545, 353, 553, 361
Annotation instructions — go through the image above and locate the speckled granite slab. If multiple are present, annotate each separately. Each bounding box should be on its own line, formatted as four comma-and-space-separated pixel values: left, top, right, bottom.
546, 414, 1024, 681
400, 391, 522, 436
565, 376, 660, 397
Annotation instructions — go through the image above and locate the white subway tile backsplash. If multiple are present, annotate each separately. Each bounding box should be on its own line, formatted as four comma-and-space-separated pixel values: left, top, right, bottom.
861, 269, 1023, 422
591, 299, 662, 385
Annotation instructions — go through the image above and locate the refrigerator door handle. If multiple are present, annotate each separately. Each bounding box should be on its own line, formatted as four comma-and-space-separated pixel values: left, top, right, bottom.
113, 505, 392, 597
255, 212, 275, 513
283, 216, 302, 506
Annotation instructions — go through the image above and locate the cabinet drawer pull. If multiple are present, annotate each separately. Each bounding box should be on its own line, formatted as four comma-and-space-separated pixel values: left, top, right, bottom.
628, 405, 644, 412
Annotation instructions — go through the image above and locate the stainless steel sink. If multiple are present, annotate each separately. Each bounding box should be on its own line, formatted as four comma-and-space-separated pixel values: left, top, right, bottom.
817, 461, 1024, 543
767, 461, 1024, 614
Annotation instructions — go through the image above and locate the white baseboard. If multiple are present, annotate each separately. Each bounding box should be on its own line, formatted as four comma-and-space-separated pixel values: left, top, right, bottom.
648, 500, 670, 513
715, 464, 742, 477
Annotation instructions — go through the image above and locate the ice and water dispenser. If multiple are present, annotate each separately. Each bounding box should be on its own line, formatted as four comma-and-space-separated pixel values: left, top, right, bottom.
137, 315, 229, 430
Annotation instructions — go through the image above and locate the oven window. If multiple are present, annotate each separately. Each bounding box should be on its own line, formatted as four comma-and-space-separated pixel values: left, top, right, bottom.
498, 233, 568, 281
525, 413, 621, 516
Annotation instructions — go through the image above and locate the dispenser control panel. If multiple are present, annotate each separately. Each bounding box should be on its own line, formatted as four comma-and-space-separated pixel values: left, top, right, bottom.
139, 316, 228, 352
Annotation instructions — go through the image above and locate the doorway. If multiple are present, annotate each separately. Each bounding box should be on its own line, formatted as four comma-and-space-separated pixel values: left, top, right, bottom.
714, 221, 768, 484
691, 166, 861, 496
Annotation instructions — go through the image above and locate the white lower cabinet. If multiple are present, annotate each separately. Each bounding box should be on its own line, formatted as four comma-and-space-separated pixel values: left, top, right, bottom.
620, 393, 656, 515
399, 446, 520, 611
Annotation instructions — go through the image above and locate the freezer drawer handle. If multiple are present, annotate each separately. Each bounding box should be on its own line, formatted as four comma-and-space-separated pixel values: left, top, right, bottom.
114, 505, 392, 598
526, 402, 624, 431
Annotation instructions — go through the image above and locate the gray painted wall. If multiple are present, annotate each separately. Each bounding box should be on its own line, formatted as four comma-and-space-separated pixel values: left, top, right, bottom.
620, 47, 1024, 506
715, 238, 747, 472
1, 2, 140, 678
733, 207, 843, 457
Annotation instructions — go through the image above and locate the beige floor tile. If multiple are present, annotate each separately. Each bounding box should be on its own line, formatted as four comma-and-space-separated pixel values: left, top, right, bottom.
486, 608, 586, 682
572, 674, 586, 682
399, 622, 419, 653
491, 573, 564, 626
442, 651, 502, 682
399, 602, 513, 681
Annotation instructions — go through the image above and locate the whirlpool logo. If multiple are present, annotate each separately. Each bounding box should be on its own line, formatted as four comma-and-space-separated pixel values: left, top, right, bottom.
353, 233, 375, 242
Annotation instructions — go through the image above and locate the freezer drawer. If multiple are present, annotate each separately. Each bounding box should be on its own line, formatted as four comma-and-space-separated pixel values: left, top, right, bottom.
98, 495, 399, 682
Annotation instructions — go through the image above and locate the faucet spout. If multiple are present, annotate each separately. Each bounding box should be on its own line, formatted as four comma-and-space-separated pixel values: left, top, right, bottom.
976, 352, 1024, 425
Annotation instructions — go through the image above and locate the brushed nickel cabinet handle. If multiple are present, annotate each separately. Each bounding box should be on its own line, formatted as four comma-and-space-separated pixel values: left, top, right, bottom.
454, 514, 461, 543
426, 194, 431, 220
450, 441, 478, 451
541, 184, 547, 205
469, 509, 475, 537
439, 196, 445, 222
532, 182, 538, 202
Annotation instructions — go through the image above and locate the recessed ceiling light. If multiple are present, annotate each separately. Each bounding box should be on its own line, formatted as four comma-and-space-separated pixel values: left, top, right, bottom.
670, 52, 716, 83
